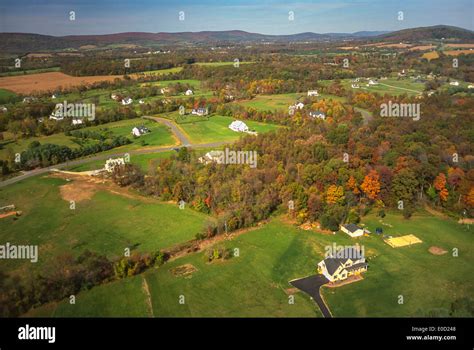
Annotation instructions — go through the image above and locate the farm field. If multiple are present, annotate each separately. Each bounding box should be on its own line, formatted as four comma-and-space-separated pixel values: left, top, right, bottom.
0, 175, 210, 274
0, 72, 125, 94
172, 114, 280, 144
237, 93, 346, 112
321, 78, 425, 96
0, 117, 176, 161
24, 210, 473, 317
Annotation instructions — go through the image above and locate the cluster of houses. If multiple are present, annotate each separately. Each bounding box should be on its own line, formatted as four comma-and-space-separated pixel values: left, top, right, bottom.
288, 100, 326, 120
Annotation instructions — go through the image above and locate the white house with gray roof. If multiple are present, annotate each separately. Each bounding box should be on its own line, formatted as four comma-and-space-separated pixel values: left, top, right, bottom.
317, 246, 368, 282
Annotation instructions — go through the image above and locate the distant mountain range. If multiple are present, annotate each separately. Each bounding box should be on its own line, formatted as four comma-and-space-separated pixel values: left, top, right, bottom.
0, 25, 473, 53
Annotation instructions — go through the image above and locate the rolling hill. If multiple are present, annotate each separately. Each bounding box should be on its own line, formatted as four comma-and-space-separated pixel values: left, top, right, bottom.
0, 25, 473, 53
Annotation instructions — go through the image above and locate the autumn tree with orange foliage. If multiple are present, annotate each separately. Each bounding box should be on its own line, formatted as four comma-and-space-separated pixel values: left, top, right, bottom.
346, 175, 360, 195
434, 173, 449, 202
360, 170, 381, 200
326, 185, 344, 204
465, 187, 474, 208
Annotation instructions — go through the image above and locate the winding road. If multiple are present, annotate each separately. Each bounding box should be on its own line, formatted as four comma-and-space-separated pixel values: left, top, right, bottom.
0, 116, 228, 188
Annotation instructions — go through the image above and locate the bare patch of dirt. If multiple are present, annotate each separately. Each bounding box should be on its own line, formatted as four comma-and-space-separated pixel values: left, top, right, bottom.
59, 182, 97, 202
170, 264, 197, 277
285, 287, 299, 295
429, 246, 448, 255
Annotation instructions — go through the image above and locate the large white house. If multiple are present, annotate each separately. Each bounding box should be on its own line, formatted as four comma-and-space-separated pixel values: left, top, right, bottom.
351, 83, 360, 89
185, 89, 193, 95
105, 158, 125, 173
307, 90, 319, 97
340, 224, 365, 238
229, 120, 249, 133
131, 125, 150, 137
450, 81, 460, 86
317, 246, 368, 282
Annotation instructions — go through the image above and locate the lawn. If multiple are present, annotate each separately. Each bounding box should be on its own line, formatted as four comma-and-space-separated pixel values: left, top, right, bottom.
16, 209, 474, 317
28, 219, 322, 317
237, 93, 346, 112
175, 114, 281, 144
322, 210, 474, 317
0, 175, 210, 275
0, 118, 176, 161
320, 78, 425, 96
0, 88, 17, 103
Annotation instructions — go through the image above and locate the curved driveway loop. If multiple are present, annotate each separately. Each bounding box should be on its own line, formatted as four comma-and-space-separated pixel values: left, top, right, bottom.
290, 274, 332, 318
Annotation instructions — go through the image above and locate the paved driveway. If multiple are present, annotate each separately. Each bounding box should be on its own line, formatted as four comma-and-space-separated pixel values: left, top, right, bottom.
290, 274, 332, 318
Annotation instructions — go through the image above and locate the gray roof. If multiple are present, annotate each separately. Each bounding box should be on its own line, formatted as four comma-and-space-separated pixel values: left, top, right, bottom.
343, 223, 362, 233
322, 247, 364, 275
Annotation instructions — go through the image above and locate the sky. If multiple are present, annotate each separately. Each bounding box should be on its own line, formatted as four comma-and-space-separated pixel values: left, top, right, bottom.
0, 0, 472, 36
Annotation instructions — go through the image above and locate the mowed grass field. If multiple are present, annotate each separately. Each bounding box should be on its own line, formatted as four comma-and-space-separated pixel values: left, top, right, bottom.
25, 210, 473, 317
0, 118, 176, 161
174, 114, 280, 144
0, 88, 17, 103
323, 211, 473, 317
237, 93, 346, 112
320, 78, 425, 96
0, 175, 210, 275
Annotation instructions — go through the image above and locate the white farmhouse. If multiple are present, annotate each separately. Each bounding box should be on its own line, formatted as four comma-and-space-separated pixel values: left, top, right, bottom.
72, 118, 83, 125
138, 99, 145, 104
228, 120, 249, 133
307, 90, 319, 97
105, 158, 125, 173
450, 81, 459, 86
368, 79, 378, 86
317, 246, 368, 282
185, 89, 193, 96
468, 84, 474, 89
351, 83, 360, 89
